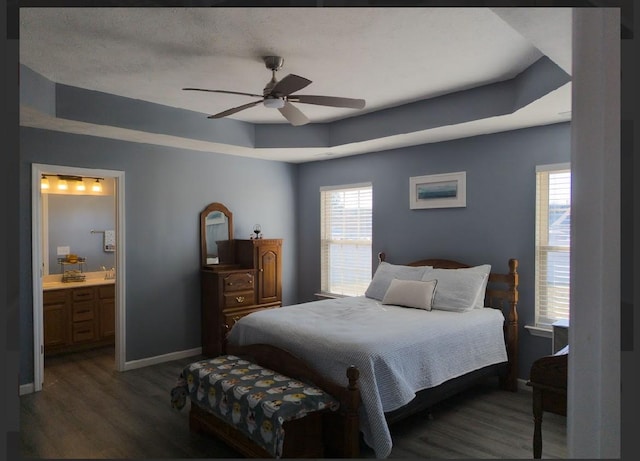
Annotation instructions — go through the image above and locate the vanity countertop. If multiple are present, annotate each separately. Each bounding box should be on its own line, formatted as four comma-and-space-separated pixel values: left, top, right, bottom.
43, 272, 115, 291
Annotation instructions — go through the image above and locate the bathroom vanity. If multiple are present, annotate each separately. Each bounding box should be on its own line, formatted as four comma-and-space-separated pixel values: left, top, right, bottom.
43, 276, 115, 356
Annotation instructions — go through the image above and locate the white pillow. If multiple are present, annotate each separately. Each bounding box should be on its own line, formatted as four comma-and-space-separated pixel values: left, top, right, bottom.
381, 279, 438, 311
364, 262, 431, 301
459, 264, 491, 308
421, 268, 488, 312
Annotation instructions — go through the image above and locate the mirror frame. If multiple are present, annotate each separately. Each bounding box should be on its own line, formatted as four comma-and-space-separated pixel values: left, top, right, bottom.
200, 202, 233, 267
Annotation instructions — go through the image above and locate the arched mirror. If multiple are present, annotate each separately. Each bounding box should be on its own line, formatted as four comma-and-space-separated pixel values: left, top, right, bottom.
200, 202, 233, 266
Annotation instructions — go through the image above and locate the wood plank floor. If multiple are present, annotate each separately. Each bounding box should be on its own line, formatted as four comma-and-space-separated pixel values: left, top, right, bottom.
20, 347, 567, 458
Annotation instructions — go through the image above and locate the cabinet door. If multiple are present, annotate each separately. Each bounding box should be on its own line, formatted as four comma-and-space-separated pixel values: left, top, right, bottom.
44, 303, 69, 349
98, 285, 116, 338
99, 297, 116, 338
256, 243, 281, 304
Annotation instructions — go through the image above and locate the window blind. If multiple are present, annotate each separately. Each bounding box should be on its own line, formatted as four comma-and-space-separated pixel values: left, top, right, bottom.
320, 183, 372, 296
535, 164, 571, 328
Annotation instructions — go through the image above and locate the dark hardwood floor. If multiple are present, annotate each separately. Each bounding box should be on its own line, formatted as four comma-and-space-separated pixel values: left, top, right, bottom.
20, 347, 567, 458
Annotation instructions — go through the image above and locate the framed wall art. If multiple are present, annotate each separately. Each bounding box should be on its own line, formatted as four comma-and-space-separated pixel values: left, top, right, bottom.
409, 171, 466, 209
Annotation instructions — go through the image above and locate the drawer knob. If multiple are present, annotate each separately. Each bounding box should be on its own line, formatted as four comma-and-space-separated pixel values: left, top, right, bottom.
235, 296, 245, 303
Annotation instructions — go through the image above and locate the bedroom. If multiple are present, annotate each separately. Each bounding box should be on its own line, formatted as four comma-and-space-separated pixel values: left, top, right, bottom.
11, 5, 624, 459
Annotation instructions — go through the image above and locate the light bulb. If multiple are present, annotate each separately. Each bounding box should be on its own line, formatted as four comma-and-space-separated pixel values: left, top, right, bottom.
263, 98, 285, 109
92, 180, 102, 192
76, 181, 86, 192
41, 176, 50, 190
57, 179, 68, 190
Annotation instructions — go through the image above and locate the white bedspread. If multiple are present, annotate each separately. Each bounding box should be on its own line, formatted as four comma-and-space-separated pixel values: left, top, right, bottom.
227, 296, 507, 458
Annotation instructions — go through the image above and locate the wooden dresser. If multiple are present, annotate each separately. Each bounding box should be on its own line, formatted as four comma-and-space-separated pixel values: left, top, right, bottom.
201, 239, 282, 357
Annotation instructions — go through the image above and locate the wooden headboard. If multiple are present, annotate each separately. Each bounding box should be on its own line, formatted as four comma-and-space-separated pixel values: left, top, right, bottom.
377, 252, 519, 392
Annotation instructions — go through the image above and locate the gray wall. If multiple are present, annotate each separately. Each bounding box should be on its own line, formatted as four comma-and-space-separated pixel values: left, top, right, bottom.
18, 66, 568, 385
296, 122, 571, 379
47, 194, 116, 274
20, 127, 297, 383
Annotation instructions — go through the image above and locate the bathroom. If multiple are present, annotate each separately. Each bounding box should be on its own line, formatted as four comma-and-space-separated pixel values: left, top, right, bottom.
40, 173, 117, 364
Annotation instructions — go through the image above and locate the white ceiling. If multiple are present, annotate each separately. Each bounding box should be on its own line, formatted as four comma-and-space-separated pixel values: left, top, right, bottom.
19, 7, 572, 163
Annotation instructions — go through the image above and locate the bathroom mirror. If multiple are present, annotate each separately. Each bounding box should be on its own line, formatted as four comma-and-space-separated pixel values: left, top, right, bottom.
200, 202, 233, 266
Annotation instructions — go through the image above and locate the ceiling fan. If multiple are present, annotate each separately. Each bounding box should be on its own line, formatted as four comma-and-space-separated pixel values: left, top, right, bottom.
183, 56, 366, 126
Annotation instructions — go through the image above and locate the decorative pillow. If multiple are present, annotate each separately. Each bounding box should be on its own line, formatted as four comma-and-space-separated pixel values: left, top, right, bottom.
364, 262, 431, 301
421, 268, 488, 312
381, 279, 438, 311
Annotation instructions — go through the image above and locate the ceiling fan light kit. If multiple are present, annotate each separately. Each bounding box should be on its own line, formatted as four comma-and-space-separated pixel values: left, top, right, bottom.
183, 55, 366, 126
263, 97, 286, 109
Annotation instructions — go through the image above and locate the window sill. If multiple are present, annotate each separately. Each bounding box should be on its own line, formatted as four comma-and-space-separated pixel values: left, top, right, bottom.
314, 292, 348, 300
524, 324, 553, 338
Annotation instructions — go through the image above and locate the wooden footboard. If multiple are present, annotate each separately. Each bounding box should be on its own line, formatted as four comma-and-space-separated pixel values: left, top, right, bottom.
195, 343, 361, 458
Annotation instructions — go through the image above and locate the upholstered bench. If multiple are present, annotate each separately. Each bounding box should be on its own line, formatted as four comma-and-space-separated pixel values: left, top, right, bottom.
172, 351, 360, 458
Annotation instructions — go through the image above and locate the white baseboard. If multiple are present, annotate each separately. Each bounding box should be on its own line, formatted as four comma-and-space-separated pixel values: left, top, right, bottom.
123, 347, 202, 371
20, 383, 35, 396
19, 348, 202, 394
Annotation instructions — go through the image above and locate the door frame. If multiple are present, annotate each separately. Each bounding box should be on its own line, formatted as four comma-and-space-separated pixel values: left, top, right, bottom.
31, 163, 126, 391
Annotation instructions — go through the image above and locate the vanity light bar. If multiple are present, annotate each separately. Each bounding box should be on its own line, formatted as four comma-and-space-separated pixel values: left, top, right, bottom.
40, 174, 105, 192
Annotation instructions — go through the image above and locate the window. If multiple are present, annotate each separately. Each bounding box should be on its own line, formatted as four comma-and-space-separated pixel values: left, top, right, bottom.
320, 183, 372, 296
535, 163, 571, 329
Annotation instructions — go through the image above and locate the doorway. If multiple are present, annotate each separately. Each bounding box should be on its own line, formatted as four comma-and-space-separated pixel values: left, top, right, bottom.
31, 163, 126, 392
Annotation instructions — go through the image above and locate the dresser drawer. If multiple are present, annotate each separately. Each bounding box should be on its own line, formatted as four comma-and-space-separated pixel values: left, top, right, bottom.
73, 287, 95, 302
72, 321, 96, 342
72, 302, 95, 322
44, 289, 69, 305
223, 291, 255, 309
223, 306, 264, 331
222, 272, 255, 292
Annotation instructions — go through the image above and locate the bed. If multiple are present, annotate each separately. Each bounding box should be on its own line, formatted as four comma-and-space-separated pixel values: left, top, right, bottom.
225, 253, 519, 458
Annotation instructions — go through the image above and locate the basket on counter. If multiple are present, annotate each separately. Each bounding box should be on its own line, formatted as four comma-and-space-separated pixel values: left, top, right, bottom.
58, 256, 87, 282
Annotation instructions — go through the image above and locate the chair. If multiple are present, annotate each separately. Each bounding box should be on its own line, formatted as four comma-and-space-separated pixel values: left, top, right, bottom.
527, 346, 568, 458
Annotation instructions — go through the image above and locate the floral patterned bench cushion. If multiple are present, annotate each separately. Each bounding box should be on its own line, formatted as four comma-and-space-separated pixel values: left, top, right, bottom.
171, 354, 339, 458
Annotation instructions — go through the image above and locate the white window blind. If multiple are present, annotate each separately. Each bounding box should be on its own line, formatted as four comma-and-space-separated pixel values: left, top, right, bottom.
320, 183, 372, 296
535, 163, 571, 328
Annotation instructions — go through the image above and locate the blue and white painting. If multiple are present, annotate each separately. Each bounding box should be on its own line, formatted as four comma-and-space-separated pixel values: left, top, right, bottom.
410, 172, 466, 209
416, 180, 458, 200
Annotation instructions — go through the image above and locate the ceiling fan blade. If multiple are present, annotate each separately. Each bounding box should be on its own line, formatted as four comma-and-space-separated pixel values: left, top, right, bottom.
278, 102, 310, 126
184, 88, 263, 98
207, 99, 263, 119
289, 95, 366, 109
270, 74, 312, 97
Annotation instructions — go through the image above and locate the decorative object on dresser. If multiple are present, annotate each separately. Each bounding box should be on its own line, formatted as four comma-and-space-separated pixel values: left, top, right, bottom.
43, 284, 115, 355
199, 202, 282, 357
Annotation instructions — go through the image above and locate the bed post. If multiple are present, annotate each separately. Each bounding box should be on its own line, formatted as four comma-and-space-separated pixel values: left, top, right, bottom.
501, 258, 519, 392
323, 365, 361, 458
343, 366, 361, 457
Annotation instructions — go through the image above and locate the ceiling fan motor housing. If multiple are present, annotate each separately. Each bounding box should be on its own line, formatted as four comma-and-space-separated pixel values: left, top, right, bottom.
263, 55, 284, 71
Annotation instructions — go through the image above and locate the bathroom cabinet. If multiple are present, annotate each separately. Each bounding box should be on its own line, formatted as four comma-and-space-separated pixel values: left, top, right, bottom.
43, 283, 115, 356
